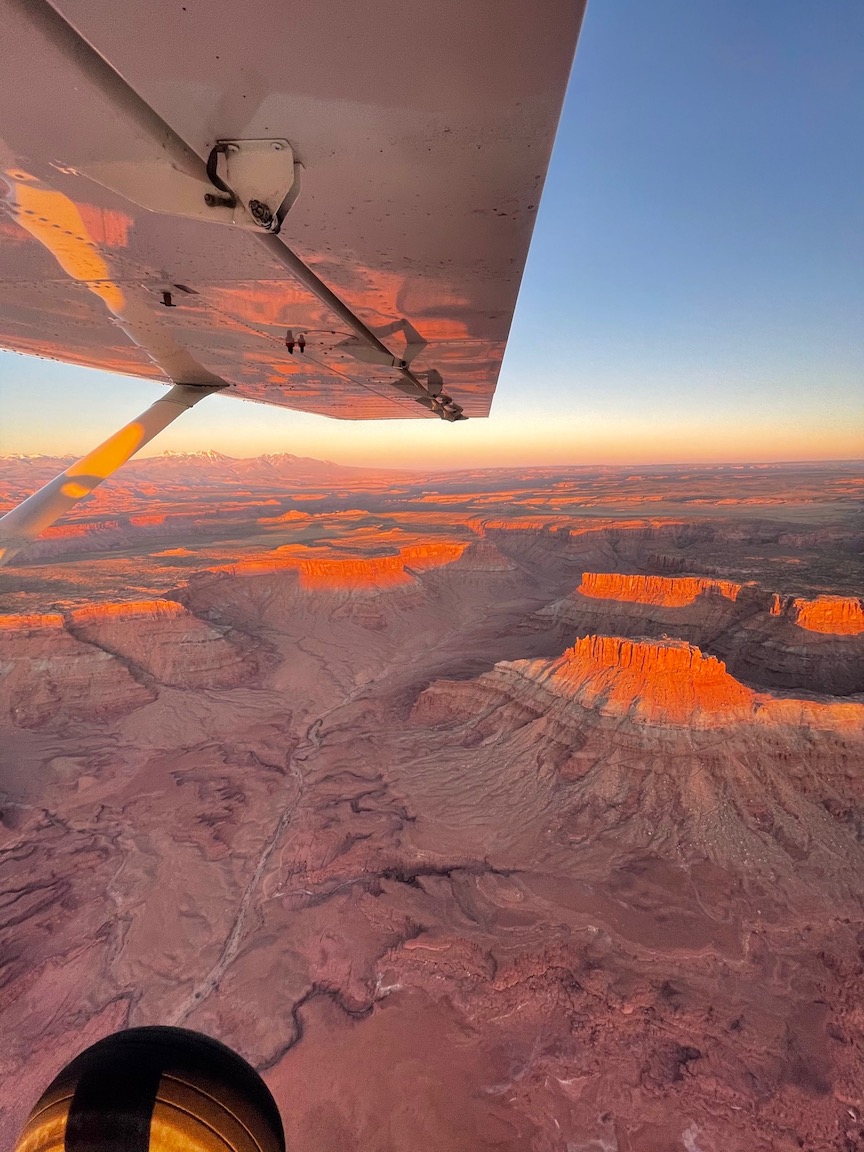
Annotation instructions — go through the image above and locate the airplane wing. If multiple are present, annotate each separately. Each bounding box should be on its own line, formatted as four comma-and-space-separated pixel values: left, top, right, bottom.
0, 0, 585, 562
0, 0, 585, 422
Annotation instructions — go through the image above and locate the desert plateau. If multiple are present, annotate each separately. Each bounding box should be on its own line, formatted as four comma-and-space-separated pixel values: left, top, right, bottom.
1, 455, 863, 1152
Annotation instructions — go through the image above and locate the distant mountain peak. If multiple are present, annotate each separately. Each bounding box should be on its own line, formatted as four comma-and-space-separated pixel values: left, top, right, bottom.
158, 450, 232, 462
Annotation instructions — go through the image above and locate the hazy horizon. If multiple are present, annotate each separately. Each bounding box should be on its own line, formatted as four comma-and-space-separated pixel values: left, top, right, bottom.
1, 436, 862, 473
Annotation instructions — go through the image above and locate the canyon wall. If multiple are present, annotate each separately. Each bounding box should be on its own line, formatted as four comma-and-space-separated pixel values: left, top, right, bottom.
577, 572, 744, 606
0, 600, 258, 726
528, 573, 864, 695
3, 511, 864, 1152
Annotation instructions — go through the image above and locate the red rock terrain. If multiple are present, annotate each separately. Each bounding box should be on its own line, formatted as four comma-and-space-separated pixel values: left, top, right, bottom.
528, 572, 864, 696
0, 611, 154, 725
0, 600, 259, 728
790, 596, 864, 635
578, 572, 744, 605
498, 635, 757, 726
1, 463, 864, 1152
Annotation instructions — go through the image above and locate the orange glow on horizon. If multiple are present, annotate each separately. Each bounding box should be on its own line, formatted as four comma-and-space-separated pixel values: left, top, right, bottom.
130, 398, 864, 470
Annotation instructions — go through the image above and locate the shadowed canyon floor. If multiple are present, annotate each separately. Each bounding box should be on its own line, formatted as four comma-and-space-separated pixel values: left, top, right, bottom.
1, 459, 863, 1151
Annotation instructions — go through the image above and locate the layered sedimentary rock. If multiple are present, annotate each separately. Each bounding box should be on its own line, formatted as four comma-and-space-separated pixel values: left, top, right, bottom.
4, 508, 864, 1152
66, 600, 257, 688
712, 609, 864, 696
577, 571, 744, 605
514, 635, 755, 725
0, 612, 155, 725
410, 537, 526, 598
528, 573, 864, 695
411, 635, 864, 897
207, 540, 467, 587
787, 595, 864, 635
480, 518, 719, 571
184, 537, 526, 641
0, 601, 257, 727
184, 557, 428, 643
415, 634, 863, 732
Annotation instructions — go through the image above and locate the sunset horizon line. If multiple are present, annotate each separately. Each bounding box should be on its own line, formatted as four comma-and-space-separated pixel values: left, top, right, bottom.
1, 449, 861, 473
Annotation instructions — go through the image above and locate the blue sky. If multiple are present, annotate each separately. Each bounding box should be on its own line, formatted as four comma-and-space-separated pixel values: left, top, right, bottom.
1, 0, 862, 466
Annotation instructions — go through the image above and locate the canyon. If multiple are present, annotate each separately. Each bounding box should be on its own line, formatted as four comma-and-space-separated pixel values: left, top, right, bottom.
0, 458, 862, 1152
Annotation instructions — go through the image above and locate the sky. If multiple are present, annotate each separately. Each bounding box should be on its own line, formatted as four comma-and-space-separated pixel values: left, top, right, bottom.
1, 0, 862, 468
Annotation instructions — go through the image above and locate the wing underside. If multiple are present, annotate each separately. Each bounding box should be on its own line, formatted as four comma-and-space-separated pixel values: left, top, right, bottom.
0, 0, 585, 420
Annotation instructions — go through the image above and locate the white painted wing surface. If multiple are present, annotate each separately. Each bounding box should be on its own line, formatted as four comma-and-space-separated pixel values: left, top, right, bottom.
0, 0, 585, 420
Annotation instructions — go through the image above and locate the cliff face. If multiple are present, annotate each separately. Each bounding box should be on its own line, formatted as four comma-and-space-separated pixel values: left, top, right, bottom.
183, 536, 530, 639
524, 635, 755, 725
0, 613, 154, 726
790, 595, 864, 635
414, 636, 765, 730
577, 572, 743, 606
287, 541, 469, 589
183, 563, 427, 639
410, 633, 864, 894
0, 600, 257, 727
4, 522, 864, 1152
208, 540, 468, 590
65, 600, 257, 689
528, 573, 864, 695
530, 572, 752, 646
293, 554, 415, 589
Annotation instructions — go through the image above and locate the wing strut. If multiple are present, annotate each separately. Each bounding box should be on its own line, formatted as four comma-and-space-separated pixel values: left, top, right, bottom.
0, 384, 221, 567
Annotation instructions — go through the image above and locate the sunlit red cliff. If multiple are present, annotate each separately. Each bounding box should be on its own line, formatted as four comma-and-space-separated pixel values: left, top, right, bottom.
789, 595, 864, 635
577, 572, 743, 606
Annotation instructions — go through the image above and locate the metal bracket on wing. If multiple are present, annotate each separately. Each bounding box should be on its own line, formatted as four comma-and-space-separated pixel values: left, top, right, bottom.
389, 368, 466, 422
336, 318, 427, 369
80, 138, 300, 233
337, 322, 464, 420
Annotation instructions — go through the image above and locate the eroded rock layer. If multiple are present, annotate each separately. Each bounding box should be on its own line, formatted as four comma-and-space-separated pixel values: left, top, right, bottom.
0, 612, 155, 725
790, 595, 864, 635
528, 572, 864, 695
2, 517, 864, 1152
578, 571, 744, 605
0, 601, 258, 727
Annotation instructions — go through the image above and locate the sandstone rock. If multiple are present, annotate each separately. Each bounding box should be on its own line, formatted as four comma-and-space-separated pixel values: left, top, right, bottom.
0, 613, 154, 726
3, 501, 864, 1152
527, 573, 864, 695
66, 599, 258, 688
790, 595, 864, 635
0, 600, 258, 727
520, 635, 756, 725
577, 571, 744, 605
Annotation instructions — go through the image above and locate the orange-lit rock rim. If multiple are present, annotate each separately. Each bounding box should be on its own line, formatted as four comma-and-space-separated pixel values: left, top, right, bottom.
0, 612, 65, 632
0, 601, 191, 633
495, 635, 864, 730
531, 635, 754, 723
788, 595, 864, 636
68, 599, 188, 624
577, 572, 744, 607
213, 540, 469, 588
